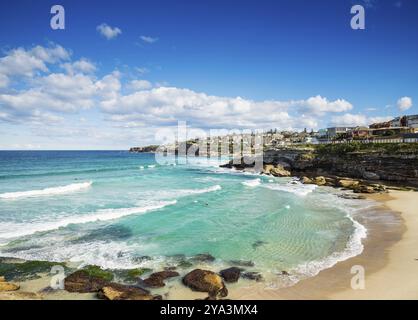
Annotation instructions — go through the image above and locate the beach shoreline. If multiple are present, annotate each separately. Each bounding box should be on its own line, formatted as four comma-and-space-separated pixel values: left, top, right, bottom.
232, 190, 417, 300
1, 190, 417, 300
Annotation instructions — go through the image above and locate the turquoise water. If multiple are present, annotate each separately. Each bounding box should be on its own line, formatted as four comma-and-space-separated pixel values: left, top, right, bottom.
0, 151, 367, 281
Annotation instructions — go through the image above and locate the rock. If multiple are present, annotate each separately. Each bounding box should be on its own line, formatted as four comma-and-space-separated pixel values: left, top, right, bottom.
241, 272, 263, 282
182, 269, 228, 298
0, 276, 5, 282
229, 260, 255, 267
338, 179, 360, 188
131, 256, 152, 263
262, 164, 275, 174
338, 193, 366, 200
115, 268, 152, 282
301, 176, 314, 184
252, 240, 267, 249
370, 184, 387, 192
220, 267, 241, 283
281, 271, 290, 276
313, 176, 327, 186
0, 281, 20, 291
353, 184, 376, 194
64, 269, 111, 293
191, 253, 216, 263
177, 260, 193, 269
141, 270, 180, 288
362, 171, 380, 180
270, 165, 291, 177
98, 283, 162, 300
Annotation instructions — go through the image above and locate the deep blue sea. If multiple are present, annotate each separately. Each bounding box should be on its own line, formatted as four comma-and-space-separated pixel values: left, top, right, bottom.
0, 151, 368, 284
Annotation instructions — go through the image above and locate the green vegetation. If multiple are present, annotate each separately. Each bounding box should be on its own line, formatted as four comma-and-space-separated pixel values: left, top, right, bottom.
80, 265, 114, 281
114, 267, 152, 282
314, 142, 418, 155
0, 259, 67, 281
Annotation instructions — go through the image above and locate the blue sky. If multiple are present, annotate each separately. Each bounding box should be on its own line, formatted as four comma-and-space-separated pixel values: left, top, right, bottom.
0, 0, 417, 149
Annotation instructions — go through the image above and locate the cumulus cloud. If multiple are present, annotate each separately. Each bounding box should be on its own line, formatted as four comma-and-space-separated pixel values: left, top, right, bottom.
0, 74, 9, 88
97, 23, 122, 39
140, 35, 159, 43
397, 96, 412, 111
0, 44, 70, 86
295, 95, 353, 114
61, 58, 96, 75
330, 113, 392, 127
1, 43, 360, 147
99, 87, 350, 130
127, 79, 152, 91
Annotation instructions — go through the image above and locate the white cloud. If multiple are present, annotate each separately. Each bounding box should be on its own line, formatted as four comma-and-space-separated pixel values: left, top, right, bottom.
128, 79, 152, 91
61, 58, 96, 75
0, 44, 70, 79
330, 113, 368, 127
99, 86, 350, 130
330, 114, 393, 127
0, 74, 9, 88
140, 35, 159, 43
97, 23, 122, 39
397, 96, 412, 111
295, 95, 353, 114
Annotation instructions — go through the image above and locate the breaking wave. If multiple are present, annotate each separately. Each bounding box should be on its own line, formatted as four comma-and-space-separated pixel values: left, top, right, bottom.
0, 181, 93, 200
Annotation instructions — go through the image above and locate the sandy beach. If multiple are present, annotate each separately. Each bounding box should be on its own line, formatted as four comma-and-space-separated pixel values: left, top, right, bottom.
233, 190, 418, 300
1, 190, 417, 300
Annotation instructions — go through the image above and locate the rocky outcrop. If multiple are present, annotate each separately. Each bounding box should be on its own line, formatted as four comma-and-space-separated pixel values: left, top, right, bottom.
98, 283, 162, 300
263, 164, 291, 177
222, 145, 418, 190
64, 266, 113, 293
191, 253, 216, 263
220, 267, 241, 283
141, 270, 180, 288
0, 276, 20, 292
241, 271, 263, 282
182, 269, 228, 298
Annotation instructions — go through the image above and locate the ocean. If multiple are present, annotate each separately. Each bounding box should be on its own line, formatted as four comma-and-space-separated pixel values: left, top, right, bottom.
0, 150, 369, 285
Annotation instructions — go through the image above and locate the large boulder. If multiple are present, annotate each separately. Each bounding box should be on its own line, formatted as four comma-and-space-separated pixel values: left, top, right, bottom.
353, 184, 376, 194
338, 179, 360, 188
262, 164, 275, 174
220, 267, 241, 283
0, 281, 20, 292
64, 268, 112, 293
241, 271, 263, 282
301, 176, 314, 184
141, 270, 180, 288
98, 283, 161, 300
191, 253, 216, 263
313, 176, 327, 186
183, 269, 228, 298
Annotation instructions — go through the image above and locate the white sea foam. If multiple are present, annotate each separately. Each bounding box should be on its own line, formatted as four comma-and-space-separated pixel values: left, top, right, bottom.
148, 165, 156, 168
263, 182, 317, 196
0, 181, 93, 200
0, 200, 177, 240
293, 213, 367, 279
241, 178, 261, 187
177, 185, 222, 195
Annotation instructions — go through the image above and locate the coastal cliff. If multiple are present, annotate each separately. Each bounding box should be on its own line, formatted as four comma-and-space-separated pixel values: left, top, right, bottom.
222, 143, 418, 189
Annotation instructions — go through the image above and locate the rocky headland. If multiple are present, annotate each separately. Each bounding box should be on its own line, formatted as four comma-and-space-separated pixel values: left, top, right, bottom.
220, 143, 418, 193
